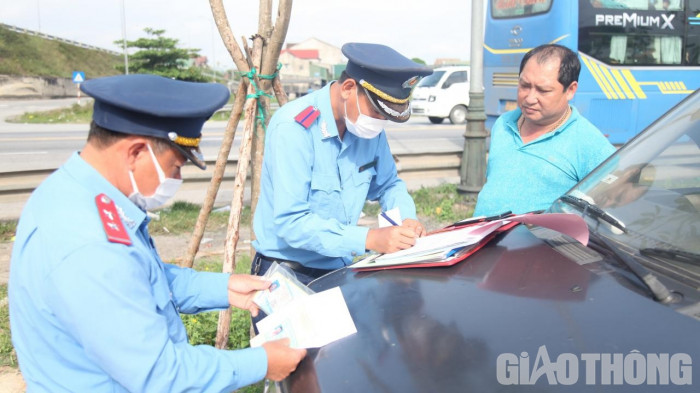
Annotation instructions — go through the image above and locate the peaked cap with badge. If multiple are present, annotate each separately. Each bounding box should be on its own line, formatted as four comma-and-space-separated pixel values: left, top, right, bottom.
342, 42, 433, 123
80, 74, 230, 169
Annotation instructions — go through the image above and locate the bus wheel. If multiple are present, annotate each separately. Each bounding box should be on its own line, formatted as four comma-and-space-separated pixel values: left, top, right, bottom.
428, 117, 444, 124
449, 105, 468, 124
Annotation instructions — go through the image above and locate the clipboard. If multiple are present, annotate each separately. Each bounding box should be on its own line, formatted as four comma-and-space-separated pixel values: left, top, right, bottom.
350, 212, 589, 272
351, 220, 520, 272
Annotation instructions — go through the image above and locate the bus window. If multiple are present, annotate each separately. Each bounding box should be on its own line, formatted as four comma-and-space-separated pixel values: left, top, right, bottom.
582, 34, 683, 64
491, 0, 552, 18
650, 0, 684, 10
591, 0, 684, 10
690, 0, 700, 64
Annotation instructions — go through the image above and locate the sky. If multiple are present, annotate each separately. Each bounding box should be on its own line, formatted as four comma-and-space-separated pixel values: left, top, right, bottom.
2, 0, 475, 70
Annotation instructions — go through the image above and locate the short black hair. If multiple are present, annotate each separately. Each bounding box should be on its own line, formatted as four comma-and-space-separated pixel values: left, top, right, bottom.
338, 70, 351, 83
87, 121, 170, 153
519, 44, 580, 90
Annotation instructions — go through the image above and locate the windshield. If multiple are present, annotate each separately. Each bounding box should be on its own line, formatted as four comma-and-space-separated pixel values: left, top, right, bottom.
417, 71, 445, 88
491, 0, 552, 18
550, 91, 700, 258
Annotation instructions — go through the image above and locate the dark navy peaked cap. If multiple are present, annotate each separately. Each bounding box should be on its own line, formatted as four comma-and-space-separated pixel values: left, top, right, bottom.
80, 74, 230, 169
342, 42, 433, 123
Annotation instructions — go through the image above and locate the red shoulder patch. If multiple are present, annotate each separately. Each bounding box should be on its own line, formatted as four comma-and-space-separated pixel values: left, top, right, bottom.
294, 105, 320, 129
95, 194, 132, 245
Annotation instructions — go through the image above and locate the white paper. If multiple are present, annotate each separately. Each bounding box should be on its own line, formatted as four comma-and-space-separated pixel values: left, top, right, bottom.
378, 207, 403, 227
252, 267, 312, 315
374, 219, 505, 263
251, 287, 357, 349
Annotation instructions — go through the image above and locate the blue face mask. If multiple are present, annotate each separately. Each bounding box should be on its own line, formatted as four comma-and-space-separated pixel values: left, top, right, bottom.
128, 144, 182, 211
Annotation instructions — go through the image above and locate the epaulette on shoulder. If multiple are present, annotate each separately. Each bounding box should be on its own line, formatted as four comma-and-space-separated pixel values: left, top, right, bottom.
95, 193, 132, 245
294, 105, 320, 129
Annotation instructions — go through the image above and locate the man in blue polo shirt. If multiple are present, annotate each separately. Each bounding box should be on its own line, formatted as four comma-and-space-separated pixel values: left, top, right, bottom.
9, 74, 305, 392
474, 44, 616, 216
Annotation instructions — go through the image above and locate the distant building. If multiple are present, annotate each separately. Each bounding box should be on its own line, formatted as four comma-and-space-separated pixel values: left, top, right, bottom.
286, 38, 345, 68
193, 56, 208, 68
279, 49, 320, 78
434, 58, 468, 67
279, 38, 345, 97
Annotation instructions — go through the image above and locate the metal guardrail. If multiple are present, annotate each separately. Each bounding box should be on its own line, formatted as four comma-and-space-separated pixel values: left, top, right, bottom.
0, 151, 462, 197
1, 23, 121, 56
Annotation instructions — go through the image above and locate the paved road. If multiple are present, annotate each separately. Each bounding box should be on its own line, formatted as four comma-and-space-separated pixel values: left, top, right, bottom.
0, 98, 467, 172
0, 98, 475, 220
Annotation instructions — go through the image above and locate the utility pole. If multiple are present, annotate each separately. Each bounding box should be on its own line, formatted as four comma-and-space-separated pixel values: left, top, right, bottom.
121, 0, 129, 74
458, 0, 487, 197
36, 0, 41, 32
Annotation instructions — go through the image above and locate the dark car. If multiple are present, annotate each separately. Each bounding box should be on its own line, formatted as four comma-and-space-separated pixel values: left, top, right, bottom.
281, 91, 700, 392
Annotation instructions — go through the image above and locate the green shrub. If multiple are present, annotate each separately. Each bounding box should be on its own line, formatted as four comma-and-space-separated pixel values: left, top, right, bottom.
0, 221, 17, 242
0, 284, 17, 367
411, 183, 474, 224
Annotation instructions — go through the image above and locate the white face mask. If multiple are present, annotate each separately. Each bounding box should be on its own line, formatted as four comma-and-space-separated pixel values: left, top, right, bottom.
128, 144, 183, 211
344, 87, 388, 139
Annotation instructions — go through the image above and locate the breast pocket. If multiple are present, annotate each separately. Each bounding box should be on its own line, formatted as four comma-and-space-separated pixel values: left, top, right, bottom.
352, 167, 376, 195
152, 276, 187, 342
309, 172, 343, 220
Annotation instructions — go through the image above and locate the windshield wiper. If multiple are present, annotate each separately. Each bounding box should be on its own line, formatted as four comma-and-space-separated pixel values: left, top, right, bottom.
640, 247, 700, 265
558, 195, 627, 233
591, 232, 680, 304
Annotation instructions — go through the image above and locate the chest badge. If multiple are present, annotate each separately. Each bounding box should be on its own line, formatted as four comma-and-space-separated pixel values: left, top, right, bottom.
320, 121, 331, 138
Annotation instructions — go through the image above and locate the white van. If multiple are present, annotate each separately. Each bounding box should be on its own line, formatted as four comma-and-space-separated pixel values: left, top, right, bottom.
410, 66, 470, 124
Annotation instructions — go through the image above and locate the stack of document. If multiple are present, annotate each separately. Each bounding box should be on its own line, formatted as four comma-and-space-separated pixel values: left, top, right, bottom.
352, 220, 507, 269
251, 263, 357, 348
251, 287, 357, 349
351, 212, 590, 271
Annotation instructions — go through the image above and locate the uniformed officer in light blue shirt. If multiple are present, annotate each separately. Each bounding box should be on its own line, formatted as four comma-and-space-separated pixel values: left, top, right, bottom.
9, 74, 306, 392
251, 43, 433, 286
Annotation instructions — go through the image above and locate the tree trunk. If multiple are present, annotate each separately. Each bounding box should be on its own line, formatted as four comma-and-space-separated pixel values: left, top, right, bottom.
249, 0, 292, 258
206, 0, 294, 348
215, 81, 259, 349
181, 80, 247, 268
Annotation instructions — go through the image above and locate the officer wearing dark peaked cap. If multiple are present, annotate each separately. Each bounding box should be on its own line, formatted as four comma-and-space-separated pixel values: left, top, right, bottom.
251, 42, 433, 293
10, 73, 306, 392
82, 73, 226, 169
343, 42, 429, 122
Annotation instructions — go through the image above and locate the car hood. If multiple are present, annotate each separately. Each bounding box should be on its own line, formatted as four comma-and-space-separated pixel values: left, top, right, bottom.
282, 226, 700, 392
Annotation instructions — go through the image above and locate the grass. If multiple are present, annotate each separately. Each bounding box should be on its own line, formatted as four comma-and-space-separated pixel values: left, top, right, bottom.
180, 255, 265, 393
7, 91, 273, 124
361, 184, 474, 228
0, 221, 17, 242
0, 284, 16, 367
147, 201, 250, 235
8, 102, 94, 124
411, 183, 475, 224
0, 25, 122, 78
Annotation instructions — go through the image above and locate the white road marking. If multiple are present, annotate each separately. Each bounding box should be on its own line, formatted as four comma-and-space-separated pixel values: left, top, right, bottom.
0, 151, 48, 155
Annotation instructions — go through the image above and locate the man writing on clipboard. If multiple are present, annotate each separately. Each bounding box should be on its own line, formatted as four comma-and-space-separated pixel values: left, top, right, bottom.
251, 42, 433, 288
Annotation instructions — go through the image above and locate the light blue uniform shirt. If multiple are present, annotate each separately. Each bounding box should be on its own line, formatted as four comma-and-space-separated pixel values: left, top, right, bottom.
474, 106, 615, 216
9, 153, 267, 392
253, 83, 416, 269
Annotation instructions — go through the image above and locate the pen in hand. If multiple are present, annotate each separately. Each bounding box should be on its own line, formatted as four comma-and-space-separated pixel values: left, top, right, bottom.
380, 211, 399, 226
